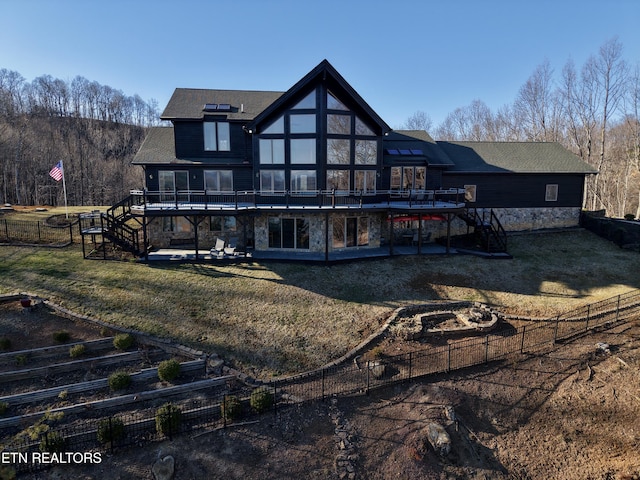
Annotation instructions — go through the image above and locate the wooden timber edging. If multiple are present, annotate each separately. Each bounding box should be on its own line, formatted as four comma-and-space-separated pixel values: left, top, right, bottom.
0, 359, 206, 407
1, 293, 221, 369
0, 375, 235, 430
0, 338, 115, 368
0, 350, 146, 383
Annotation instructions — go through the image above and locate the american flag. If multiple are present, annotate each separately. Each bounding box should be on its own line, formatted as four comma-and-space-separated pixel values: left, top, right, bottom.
49, 161, 63, 182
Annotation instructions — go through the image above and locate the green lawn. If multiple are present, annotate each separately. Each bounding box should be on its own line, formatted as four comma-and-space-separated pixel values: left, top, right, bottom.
1, 209, 639, 377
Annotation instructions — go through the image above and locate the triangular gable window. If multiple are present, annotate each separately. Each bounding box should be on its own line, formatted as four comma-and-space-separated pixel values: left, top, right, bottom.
327, 91, 349, 111
355, 117, 374, 136
262, 115, 284, 134
292, 89, 316, 109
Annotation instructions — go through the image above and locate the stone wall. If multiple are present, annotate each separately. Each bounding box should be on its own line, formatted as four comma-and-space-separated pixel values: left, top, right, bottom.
427, 207, 582, 240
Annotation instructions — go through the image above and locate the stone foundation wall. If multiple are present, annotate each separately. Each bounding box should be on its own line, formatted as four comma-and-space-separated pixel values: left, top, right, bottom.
427, 207, 582, 240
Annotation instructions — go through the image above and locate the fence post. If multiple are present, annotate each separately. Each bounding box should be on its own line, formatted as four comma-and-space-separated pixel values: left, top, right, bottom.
447, 344, 451, 373
69, 221, 74, 243
484, 335, 489, 363
408, 352, 412, 380
553, 316, 560, 343
37, 221, 42, 241
520, 325, 526, 354
616, 295, 621, 322
585, 305, 590, 332
366, 361, 370, 395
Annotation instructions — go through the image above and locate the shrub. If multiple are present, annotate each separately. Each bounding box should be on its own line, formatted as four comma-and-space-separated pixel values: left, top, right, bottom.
624, 213, 635, 221
0, 337, 11, 351
155, 403, 181, 436
97, 417, 126, 445
0, 401, 8, 416
157, 359, 181, 382
15, 354, 27, 366
221, 395, 242, 421
113, 333, 135, 350
250, 386, 274, 413
39, 431, 66, 453
108, 371, 132, 391
69, 344, 86, 358
53, 331, 70, 343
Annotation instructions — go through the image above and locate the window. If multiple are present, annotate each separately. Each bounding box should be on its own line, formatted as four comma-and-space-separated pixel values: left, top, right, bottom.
390, 167, 426, 190
333, 217, 369, 248
327, 139, 350, 164
355, 117, 374, 135
290, 114, 316, 133
292, 90, 316, 109
268, 217, 309, 249
464, 185, 477, 202
355, 170, 376, 194
260, 170, 285, 192
203, 122, 230, 151
328, 114, 351, 135
327, 91, 349, 111
162, 216, 193, 233
545, 184, 558, 202
291, 170, 317, 192
263, 116, 284, 134
259, 139, 285, 164
327, 170, 350, 192
290, 138, 316, 164
204, 170, 233, 192
355, 140, 377, 165
209, 216, 237, 232
159, 170, 189, 201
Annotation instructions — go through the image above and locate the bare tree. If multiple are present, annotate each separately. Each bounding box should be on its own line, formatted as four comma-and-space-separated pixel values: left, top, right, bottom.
402, 110, 433, 132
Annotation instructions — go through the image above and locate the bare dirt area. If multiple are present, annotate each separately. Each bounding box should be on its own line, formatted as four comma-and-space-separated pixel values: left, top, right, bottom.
5, 298, 639, 480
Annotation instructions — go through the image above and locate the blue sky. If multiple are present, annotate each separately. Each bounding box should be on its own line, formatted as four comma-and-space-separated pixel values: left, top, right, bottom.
1, 0, 639, 128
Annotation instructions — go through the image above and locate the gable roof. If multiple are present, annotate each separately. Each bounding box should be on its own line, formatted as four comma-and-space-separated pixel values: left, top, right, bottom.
385, 130, 454, 167
132, 127, 177, 165
160, 88, 284, 121
248, 59, 391, 135
437, 141, 598, 174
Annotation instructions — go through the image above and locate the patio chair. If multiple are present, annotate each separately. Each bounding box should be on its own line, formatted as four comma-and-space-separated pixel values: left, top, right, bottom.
210, 237, 225, 256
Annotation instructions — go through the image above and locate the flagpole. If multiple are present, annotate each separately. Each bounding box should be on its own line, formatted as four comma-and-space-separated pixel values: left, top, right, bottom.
60, 160, 69, 219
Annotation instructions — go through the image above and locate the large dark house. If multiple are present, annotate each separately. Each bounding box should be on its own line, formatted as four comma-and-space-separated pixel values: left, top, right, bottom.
85, 60, 596, 262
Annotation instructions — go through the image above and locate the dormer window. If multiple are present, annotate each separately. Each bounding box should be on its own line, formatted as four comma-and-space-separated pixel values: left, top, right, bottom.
204, 122, 230, 151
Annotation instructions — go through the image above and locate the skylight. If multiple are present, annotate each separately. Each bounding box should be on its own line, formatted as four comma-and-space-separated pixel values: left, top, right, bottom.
203, 103, 233, 112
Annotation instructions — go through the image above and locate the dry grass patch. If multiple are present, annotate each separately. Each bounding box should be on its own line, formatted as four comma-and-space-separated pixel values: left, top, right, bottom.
1, 228, 639, 377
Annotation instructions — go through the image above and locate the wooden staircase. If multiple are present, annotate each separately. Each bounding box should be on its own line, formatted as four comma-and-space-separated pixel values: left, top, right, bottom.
457, 208, 508, 254
79, 195, 144, 258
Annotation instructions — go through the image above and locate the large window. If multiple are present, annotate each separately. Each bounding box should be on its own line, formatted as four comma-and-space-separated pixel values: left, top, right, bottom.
204, 122, 230, 151
209, 216, 237, 232
290, 139, 316, 164
355, 170, 376, 194
327, 170, 350, 192
291, 170, 317, 192
159, 170, 189, 201
259, 139, 285, 164
545, 184, 558, 202
333, 217, 369, 248
260, 170, 285, 192
162, 216, 193, 233
327, 139, 350, 165
390, 166, 426, 190
204, 170, 233, 192
268, 217, 309, 249
355, 140, 377, 165
290, 114, 316, 133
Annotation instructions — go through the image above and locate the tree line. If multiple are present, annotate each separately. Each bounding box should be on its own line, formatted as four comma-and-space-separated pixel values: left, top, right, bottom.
404, 37, 640, 219
0, 70, 161, 207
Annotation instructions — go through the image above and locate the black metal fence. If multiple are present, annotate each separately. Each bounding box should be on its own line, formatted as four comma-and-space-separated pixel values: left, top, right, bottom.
3, 290, 640, 474
0, 218, 75, 246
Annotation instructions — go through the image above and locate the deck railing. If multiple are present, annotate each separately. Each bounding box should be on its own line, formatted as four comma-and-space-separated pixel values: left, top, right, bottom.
128, 188, 467, 212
